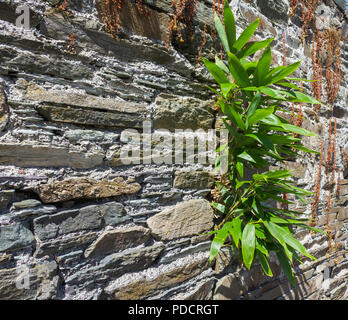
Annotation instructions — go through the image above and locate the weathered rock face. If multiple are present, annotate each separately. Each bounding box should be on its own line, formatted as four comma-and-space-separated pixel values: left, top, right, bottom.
0, 0, 346, 302
35, 178, 142, 203
0, 223, 35, 252
105, 255, 210, 300
0, 261, 58, 300
147, 199, 215, 241
174, 170, 215, 189
0, 143, 104, 169
0, 84, 8, 131
153, 94, 215, 131
84, 226, 152, 258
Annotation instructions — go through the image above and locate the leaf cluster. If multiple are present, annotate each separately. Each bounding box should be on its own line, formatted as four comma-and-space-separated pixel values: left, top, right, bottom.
204, 1, 325, 286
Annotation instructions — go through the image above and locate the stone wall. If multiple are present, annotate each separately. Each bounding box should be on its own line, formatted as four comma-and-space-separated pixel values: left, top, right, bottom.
0, 0, 347, 300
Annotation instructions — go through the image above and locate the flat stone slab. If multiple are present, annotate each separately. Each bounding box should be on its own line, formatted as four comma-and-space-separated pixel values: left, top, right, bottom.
84, 226, 152, 258
0, 222, 35, 252
0, 143, 104, 169
35, 177, 141, 203
147, 199, 214, 241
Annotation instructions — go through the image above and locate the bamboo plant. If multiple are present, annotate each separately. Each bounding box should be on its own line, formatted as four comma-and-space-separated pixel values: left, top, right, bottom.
204, 1, 325, 286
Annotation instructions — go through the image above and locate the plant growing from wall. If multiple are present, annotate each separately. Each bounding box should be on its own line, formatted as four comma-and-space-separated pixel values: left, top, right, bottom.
204, 1, 326, 286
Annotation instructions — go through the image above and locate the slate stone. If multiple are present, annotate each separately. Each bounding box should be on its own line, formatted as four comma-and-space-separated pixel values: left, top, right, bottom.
256, 0, 289, 23
173, 170, 215, 189
0, 223, 35, 252
84, 226, 152, 258
35, 177, 141, 203
0, 143, 104, 169
12, 199, 42, 210
0, 84, 8, 131
66, 243, 164, 287
153, 94, 215, 131
34, 232, 98, 258
10, 205, 57, 219
0, 190, 15, 212
33, 208, 103, 241
147, 199, 214, 241
104, 256, 209, 300
37, 105, 145, 129
0, 261, 58, 300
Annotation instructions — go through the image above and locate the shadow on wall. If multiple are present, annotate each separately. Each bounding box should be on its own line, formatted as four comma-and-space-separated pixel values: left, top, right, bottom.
96, 0, 170, 42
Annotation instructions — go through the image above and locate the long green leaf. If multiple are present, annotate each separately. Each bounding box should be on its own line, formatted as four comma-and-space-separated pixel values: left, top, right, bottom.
209, 228, 228, 262
215, 55, 230, 74
264, 221, 315, 260
280, 123, 316, 136
233, 18, 260, 51
227, 52, 251, 87
255, 45, 271, 86
246, 91, 261, 122
226, 217, 242, 248
276, 249, 296, 286
257, 249, 273, 276
247, 107, 274, 126
242, 223, 256, 269
237, 38, 274, 59
202, 57, 230, 84
223, 0, 236, 48
214, 13, 230, 53
265, 61, 301, 85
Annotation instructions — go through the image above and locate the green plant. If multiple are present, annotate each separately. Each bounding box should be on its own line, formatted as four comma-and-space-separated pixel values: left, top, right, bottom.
203, 1, 325, 286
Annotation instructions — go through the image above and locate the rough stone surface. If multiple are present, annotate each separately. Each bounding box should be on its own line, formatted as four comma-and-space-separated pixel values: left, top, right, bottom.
0, 143, 104, 169
105, 255, 209, 300
34, 232, 98, 258
33, 207, 103, 240
0, 0, 346, 301
174, 170, 215, 189
66, 243, 164, 287
36, 178, 141, 203
84, 226, 152, 258
0, 223, 35, 252
12, 199, 42, 210
0, 261, 58, 300
0, 84, 8, 131
153, 94, 215, 131
147, 199, 214, 241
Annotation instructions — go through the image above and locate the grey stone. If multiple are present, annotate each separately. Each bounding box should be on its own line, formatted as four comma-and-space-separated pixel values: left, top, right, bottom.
64, 129, 119, 143
34, 232, 98, 258
147, 199, 214, 241
159, 241, 211, 264
37, 104, 146, 129
180, 278, 216, 300
0, 261, 58, 300
0, 143, 104, 169
213, 273, 245, 300
104, 255, 210, 300
33, 207, 103, 241
256, 0, 289, 23
93, 202, 131, 227
153, 94, 215, 131
57, 250, 84, 266
36, 177, 141, 203
0, 84, 8, 131
0, 223, 35, 252
66, 243, 164, 287
84, 226, 152, 258
0, 190, 15, 212
174, 170, 215, 189
10, 205, 57, 219
12, 199, 42, 210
